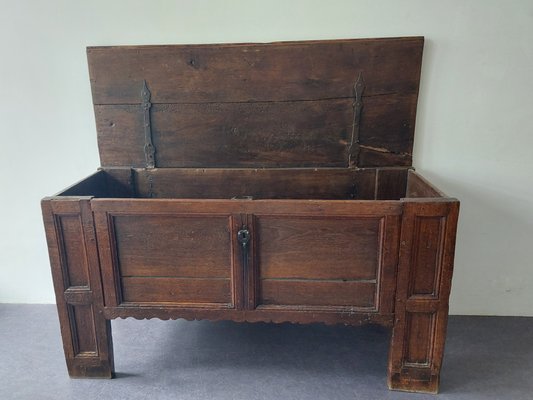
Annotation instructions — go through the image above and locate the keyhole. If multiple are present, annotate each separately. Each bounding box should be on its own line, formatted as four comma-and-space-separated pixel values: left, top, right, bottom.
238, 229, 250, 247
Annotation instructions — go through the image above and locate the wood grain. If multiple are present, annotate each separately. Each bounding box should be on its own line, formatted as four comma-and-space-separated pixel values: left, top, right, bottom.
405, 312, 434, 364
256, 216, 380, 280
134, 168, 376, 200
388, 200, 459, 393
55, 214, 90, 287
406, 170, 445, 198
121, 277, 231, 304
91, 198, 403, 216
96, 100, 351, 168
376, 168, 409, 200
69, 304, 97, 355
95, 95, 418, 168
260, 280, 376, 308
58, 170, 133, 198
102, 306, 394, 327
113, 214, 232, 278
409, 216, 445, 296
88, 38, 423, 104
89, 38, 423, 169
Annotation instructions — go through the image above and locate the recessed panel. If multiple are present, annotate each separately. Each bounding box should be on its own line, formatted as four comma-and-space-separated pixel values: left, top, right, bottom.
256, 216, 381, 309
112, 214, 233, 305
405, 312, 435, 365
261, 280, 376, 308
409, 216, 445, 297
69, 305, 97, 356
57, 214, 89, 288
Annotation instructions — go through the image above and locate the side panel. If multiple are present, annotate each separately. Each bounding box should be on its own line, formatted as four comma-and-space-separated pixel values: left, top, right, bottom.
388, 200, 459, 393
41, 198, 114, 378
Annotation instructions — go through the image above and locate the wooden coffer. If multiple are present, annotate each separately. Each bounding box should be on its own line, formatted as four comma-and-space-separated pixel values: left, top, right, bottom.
42, 37, 459, 394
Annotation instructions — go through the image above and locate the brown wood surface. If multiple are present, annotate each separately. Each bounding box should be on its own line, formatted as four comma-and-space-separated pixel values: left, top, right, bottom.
91, 198, 403, 216
55, 214, 90, 287
90, 199, 402, 316
376, 168, 409, 200
89, 37, 423, 168
404, 313, 435, 364
56, 171, 108, 197
101, 306, 394, 327
256, 216, 380, 280
113, 214, 232, 278
95, 100, 352, 168
260, 280, 376, 308
70, 304, 98, 354
375, 215, 401, 314
95, 95, 417, 168
406, 170, 445, 198
88, 38, 423, 104
409, 216, 445, 296
121, 277, 231, 305
255, 215, 381, 309
133, 168, 376, 200
58, 170, 133, 198
388, 200, 459, 393
58, 167, 413, 201
53, 167, 414, 201
42, 187, 458, 393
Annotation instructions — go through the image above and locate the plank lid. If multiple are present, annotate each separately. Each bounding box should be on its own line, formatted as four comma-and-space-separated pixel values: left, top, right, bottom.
88, 37, 423, 169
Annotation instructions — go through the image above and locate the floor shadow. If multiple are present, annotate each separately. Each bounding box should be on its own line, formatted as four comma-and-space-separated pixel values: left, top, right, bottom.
113, 318, 392, 380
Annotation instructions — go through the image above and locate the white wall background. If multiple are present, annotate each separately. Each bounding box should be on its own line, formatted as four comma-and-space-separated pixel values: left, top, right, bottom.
0, 0, 531, 316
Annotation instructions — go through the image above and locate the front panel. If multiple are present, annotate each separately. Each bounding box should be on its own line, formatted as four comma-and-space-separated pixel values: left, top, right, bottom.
92, 199, 401, 320
94, 211, 238, 308
255, 216, 382, 311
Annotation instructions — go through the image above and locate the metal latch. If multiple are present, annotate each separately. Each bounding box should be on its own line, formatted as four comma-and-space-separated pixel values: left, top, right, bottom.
237, 227, 251, 269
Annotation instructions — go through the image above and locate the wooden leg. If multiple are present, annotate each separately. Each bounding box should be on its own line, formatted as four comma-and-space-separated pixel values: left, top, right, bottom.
388, 201, 459, 393
59, 304, 114, 378
42, 198, 114, 378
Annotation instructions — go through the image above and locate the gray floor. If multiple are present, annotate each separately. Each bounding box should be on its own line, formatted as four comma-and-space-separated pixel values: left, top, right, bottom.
0, 305, 532, 400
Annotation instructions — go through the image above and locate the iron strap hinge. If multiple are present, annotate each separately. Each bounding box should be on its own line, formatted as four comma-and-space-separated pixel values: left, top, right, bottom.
141, 80, 156, 168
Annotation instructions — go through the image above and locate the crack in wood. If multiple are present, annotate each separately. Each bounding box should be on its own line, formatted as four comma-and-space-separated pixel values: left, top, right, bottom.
93, 91, 404, 107
360, 144, 411, 156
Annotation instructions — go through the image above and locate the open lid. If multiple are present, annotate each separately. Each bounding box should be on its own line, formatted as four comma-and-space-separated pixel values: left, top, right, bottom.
88, 37, 423, 169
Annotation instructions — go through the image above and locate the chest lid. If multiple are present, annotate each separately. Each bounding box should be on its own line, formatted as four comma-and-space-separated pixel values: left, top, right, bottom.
88, 37, 423, 169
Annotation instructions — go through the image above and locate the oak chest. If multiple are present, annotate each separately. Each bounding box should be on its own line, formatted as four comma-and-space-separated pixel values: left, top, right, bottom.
42, 37, 459, 393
